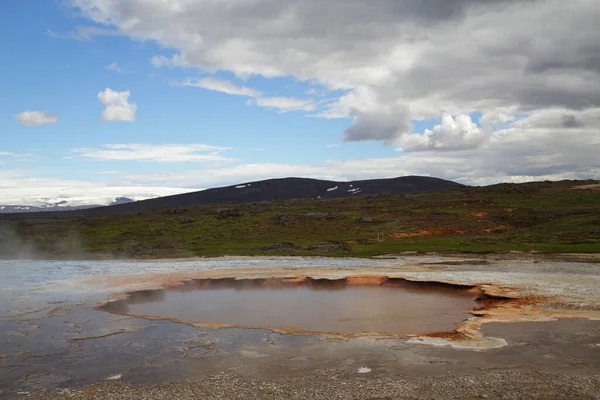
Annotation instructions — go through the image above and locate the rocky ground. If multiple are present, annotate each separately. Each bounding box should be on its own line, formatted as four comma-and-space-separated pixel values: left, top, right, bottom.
34, 371, 600, 400
1, 254, 600, 399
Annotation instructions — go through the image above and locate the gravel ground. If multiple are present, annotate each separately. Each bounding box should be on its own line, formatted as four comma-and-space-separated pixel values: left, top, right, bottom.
3, 255, 600, 399
34, 371, 600, 400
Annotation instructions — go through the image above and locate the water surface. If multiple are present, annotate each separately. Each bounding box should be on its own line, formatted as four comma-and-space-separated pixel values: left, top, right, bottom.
120, 283, 480, 335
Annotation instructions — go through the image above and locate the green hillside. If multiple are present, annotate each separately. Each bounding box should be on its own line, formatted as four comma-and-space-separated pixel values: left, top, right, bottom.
2, 180, 599, 259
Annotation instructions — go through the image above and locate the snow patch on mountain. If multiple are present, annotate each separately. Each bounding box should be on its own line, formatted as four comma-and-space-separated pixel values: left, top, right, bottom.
0, 186, 198, 208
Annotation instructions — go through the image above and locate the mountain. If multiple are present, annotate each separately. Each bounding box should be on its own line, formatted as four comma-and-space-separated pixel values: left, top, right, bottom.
110, 197, 135, 206
0, 197, 135, 214
0, 204, 96, 213
0, 176, 463, 218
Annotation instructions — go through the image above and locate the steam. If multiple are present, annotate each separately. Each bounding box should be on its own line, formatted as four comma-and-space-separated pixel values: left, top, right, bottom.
0, 221, 35, 259
0, 221, 89, 260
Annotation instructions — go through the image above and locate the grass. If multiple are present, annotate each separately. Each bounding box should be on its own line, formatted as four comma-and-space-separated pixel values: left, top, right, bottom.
1, 179, 599, 259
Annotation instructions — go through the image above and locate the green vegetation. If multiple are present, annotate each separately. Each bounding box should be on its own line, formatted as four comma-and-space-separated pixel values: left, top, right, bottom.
2, 180, 599, 259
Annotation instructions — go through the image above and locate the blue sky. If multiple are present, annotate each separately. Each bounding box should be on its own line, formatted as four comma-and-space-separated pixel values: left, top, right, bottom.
1, 1, 401, 172
1, 0, 597, 205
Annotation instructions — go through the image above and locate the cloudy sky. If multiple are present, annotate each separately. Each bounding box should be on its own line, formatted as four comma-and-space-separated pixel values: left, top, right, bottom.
1, 0, 599, 205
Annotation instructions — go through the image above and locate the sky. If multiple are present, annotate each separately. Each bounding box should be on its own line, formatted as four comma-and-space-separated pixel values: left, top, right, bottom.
1, 0, 599, 206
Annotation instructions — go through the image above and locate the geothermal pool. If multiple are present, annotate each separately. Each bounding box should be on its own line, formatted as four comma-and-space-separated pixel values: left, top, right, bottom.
2, 257, 600, 397
101, 278, 482, 335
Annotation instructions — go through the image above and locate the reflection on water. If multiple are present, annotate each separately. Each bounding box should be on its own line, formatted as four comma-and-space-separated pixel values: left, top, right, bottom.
116, 281, 480, 335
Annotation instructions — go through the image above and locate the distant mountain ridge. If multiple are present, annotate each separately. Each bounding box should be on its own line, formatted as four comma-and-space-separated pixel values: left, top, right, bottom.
0, 176, 463, 218
0, 197, 135, 214
0, 204, 97, 213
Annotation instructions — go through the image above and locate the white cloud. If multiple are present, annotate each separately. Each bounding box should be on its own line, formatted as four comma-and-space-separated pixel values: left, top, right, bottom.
15, 111, 59, 126
97, 109, 600, 187
150, 55, 170, 68
0, 173, 197, 207
395, 114, 486, 151
3, 109, 598, 207
175, 76, 315, 113
98, 88, 137, 122
305, 87, 330, 97
177, 77, 261, 97
46, 29, 76, 40
69, 144, 236, 163
150, 54, 190, 68
0, 150, 41, 163
104, 62, 123, 73
39, 0, 598, 185
46, 25, 122, 41
178, 77, 318, 113
71, 1, 600, 133
326, 144, 341, 148
249, 97, 317, 112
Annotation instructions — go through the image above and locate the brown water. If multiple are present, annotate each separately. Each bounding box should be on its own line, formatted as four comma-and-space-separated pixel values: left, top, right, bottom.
117, 281, 481, 335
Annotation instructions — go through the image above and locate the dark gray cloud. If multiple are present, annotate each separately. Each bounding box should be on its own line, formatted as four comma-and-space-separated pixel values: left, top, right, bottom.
344, 106, 412, 142
72, 0, 600, 114
516, 84, 600, 111
391, 0, 542, 21
562, 114, 584, 128
69, 0, 600, 182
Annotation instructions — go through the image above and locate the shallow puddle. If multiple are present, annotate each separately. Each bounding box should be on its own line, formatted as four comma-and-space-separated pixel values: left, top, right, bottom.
102, 278, 483, 335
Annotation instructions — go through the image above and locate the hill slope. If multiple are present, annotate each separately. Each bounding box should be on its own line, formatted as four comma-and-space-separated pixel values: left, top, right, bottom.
3, 176, 463, 218
1, 180, 598, 259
